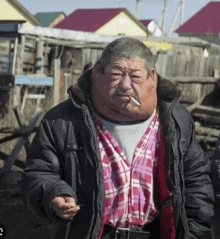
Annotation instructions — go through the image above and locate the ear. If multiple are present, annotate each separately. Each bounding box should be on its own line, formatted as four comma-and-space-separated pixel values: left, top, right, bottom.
150, 68, 157, 87
91, 64, 101, 80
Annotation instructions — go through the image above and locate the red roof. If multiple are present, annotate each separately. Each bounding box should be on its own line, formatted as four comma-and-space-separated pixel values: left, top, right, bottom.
139, 19, 152, 27
54, 8, 127, 32
175, 2, 220, 34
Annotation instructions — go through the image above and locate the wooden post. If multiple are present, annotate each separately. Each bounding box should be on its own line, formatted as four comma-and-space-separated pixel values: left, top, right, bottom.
60, 69, 65, 102
35, 36, 44, 74
17, 35, 26, 75
13, 85, 21, 108
12, 37, 18, 75
53, 59, 61, 106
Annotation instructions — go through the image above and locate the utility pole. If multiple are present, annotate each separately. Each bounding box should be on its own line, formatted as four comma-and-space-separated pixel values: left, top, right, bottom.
136, 0, 141, 19
158, 0, 168, 36
162, 0, 167, 36
168, 0, 185, 36
180, 0, 185, 25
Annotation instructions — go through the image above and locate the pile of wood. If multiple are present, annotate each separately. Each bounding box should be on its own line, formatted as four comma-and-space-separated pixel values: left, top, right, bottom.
187, 100, 220, 151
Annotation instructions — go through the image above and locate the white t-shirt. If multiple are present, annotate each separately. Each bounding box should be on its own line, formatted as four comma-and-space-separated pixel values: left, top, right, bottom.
96, 113, 155, 165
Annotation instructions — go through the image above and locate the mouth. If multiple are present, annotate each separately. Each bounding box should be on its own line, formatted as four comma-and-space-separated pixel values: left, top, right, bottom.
116, 94, 130, 99
114, 94, 141, 107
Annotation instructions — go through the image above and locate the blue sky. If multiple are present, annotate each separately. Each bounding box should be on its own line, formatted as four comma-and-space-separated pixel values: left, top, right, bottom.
19, 0, 217, 35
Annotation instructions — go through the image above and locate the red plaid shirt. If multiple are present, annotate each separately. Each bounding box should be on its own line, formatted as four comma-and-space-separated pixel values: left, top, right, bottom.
96, 113, 162, 228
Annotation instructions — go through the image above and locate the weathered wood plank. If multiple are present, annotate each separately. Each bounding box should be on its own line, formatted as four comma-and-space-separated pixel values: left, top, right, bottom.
173, 55, 187, 77
35, 36, 44, 74
53, 59, 60, 106
82, 48, 91, 70
195, 123, 220, 138
193, 105, 220, 116
167, 77, 216, 83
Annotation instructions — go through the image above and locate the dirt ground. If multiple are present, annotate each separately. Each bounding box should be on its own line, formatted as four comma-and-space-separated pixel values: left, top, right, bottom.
0, 87, 55, 239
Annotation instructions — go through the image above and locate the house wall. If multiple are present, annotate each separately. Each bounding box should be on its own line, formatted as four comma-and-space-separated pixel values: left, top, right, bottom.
143, 41, 172, 52
0, 0, 36, 26
147, 21, 162, 37
50, 14, 66, 28
95, 12, 147, 36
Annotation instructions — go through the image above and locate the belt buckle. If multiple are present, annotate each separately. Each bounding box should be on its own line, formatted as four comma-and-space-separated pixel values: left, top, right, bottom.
114, 227, 151, 239
115, 227, 130, 239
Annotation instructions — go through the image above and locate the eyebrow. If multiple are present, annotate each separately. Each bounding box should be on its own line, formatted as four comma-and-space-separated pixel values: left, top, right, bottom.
112, 65, 141, 72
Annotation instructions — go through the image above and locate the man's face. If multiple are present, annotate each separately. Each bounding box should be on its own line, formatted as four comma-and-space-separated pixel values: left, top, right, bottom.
92, 57, 157, 121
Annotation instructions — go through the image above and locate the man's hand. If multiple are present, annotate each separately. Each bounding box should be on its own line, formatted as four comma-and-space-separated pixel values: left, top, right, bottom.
52, 196, 80, 220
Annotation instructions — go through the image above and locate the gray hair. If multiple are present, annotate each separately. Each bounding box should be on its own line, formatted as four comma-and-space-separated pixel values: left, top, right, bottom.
97, 37, 155, 73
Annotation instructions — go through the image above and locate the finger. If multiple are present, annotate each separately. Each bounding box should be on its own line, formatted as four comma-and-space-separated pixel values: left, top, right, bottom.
64, 196, 76, 204
52, 197, 74, 210
56, 211, 78, 219
52, 197, 66, 207
54, 206, 80, 215
56, 213, 75, 220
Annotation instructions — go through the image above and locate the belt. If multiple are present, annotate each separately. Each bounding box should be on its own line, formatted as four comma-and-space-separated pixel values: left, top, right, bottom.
102, 225, 161, 239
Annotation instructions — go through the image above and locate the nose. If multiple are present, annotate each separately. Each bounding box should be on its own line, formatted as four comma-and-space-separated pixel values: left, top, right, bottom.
119, 74, 132, 91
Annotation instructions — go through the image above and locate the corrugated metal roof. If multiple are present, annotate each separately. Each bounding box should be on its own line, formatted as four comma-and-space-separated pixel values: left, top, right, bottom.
18, 25, 119, 43
35, 12, 65, 27
54, 8, 127, 31
175, 2, 220, 34
18, 25, 220, 51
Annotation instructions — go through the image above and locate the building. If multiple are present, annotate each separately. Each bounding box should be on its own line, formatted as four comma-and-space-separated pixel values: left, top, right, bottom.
0, 0, 40, 26
54, 8, 148, 37
175, 2, 220, 45
140, 19, 162, 37
35, 12, 66, 28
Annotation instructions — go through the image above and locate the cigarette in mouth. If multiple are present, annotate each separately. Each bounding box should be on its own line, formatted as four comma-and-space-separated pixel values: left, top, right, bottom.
130, 96, 141, 107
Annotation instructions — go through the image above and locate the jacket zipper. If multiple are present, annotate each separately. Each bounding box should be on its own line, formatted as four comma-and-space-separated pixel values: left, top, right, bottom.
69, 91, 104, 239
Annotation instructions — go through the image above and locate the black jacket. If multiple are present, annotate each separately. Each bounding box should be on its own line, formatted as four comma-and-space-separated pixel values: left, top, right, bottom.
211, 135, 220, 216
22, 70, 214, 239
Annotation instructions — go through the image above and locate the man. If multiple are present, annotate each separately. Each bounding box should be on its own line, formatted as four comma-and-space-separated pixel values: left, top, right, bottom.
22, 37, 214, 239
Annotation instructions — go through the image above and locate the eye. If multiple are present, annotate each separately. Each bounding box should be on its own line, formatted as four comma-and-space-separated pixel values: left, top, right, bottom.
111, 72, 122, 80
131, 75, 141, 83
131, 75, 140, 78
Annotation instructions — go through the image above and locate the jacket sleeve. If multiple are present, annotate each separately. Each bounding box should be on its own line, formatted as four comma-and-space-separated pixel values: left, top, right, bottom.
22, 117, 77, 223
211, 134, 220, 216
183, 118, 214, 238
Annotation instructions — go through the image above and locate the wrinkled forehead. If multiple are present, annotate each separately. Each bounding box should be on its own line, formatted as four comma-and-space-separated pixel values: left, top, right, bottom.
105, 57, 147, 72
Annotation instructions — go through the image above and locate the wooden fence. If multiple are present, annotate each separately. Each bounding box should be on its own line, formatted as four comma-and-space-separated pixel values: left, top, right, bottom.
156, 53, 220, 104
1, 32, 220, 108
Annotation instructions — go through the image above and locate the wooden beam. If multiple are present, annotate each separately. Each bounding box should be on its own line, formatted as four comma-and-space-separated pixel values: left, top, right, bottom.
12, 37, 18, 75
168, 77, 217, 83
17, 35, 26, 75
196, 135, 218, 143
23, 34, 107, 48
53, 59, 61, 106
195, 123, 220, 138
194, 105, 220, 116
35, 36, 44, 74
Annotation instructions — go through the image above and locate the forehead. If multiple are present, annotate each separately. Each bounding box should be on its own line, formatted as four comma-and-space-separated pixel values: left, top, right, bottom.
106, 57, 146, 71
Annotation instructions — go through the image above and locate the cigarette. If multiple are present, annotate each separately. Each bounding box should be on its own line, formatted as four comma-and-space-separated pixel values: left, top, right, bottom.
130, 96, 141, 107
71, 204, 84, 208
